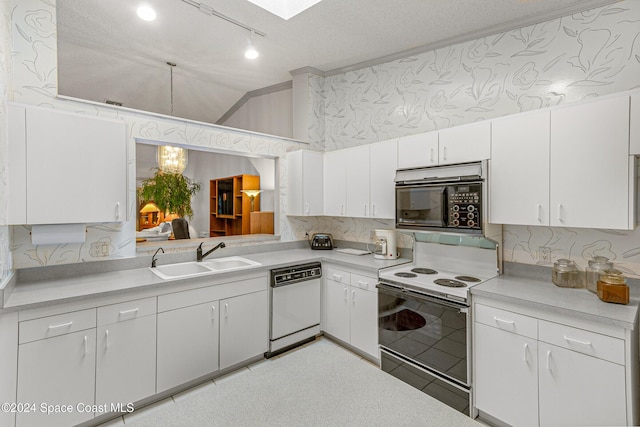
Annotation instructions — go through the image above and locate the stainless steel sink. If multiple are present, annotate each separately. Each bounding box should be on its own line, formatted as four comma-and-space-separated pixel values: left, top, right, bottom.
150, 257, 261, 280
202, 256, 262, 272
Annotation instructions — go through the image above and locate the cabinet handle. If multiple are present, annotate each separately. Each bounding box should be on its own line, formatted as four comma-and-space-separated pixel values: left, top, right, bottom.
537, 204, 542, 222
105, 329, 110, 348
83, 335, 88, 357
430, 148, 435, 163
341, 204, 345, 216
558, 204, 564, 223
333, 274, 343, 282
211, 305, 216, 321
523, 343, 529, 363
352, 289, 356, 304
546, 350, 552, 372
372, 204, 376, 217
563, 335, 592, 346
357, 280, 369, 289
115, 202, 121, 220
304, 202, 310, 215
443, 146, 447, 161
493, 316, 515, 326
48, 321, 73, 329
364, 204, 368, 217
119, 307, 139, 316
343, 288, 348, 301
224, 303, 229, 317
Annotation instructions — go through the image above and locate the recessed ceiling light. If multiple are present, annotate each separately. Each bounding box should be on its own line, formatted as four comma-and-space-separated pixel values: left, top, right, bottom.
137, 4, 157, 21
246, 0, 322, 20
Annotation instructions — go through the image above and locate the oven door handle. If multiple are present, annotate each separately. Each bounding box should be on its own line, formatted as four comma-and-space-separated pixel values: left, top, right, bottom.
376, 283, 468, 311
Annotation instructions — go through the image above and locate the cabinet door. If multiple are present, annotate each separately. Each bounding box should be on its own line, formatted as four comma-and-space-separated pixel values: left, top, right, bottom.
17, 330, 96, 427
7, 104, 27, 224
369, 139, 398, 219
631, 93, 640, 155
157, 301, 219, 393
550, 96, 630, 229
475, 323, 538, 427
287, 150, 323, 216
219, 290, 268, 370
398, 131, 438, 169
323, 279, 350, 343
96, 315, 156, 406
349, 287, 378, 359
538, 342, 626, 427
345, 145, 371, 218
490, 111, 550, 225
438, 121, 490, 165
323, 149, 347, 216
25, 107, 127, 224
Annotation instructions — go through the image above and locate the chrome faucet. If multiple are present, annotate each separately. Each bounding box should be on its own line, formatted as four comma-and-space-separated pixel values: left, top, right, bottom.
151, 247, 164, 268
197, 242, 226, 262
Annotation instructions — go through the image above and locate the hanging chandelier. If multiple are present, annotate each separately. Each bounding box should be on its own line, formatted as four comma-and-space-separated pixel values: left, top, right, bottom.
158, 145, 188, 174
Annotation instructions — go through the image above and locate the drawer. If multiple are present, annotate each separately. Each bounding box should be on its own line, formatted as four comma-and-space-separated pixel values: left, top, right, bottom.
325, 266, 350, 284
475, 303, 537, 339
351, 273, 377, 291
98, 297, 157, 326
538, 320, 624, 365
19, 308, 96, 344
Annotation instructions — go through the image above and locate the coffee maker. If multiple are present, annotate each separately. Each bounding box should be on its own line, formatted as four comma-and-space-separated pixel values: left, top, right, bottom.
373, 229, 398, 260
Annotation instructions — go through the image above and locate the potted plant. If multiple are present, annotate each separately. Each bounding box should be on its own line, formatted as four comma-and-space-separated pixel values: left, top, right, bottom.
139, 168, 201, 219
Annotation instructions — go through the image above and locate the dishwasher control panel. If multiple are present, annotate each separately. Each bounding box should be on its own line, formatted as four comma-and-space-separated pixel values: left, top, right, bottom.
271, 262, 322, 287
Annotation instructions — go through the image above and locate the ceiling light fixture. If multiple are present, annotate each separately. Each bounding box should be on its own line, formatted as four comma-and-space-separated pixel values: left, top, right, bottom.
158, 145, 188, 174
136, 4, 157, 21
245, 30, 259, 60
246, 0, 322, 20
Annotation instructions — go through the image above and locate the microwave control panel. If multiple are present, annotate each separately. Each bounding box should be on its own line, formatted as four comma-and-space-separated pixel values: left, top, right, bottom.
447, 186, 481, 229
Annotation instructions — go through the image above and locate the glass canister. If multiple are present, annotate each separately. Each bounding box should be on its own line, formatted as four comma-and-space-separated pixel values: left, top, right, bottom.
585, 256, 613, 294
552, 259, 582, 288
597, 269, 629, 304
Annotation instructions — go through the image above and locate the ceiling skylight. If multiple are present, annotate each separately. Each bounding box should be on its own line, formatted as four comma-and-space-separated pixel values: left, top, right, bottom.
246, 0, 322, 20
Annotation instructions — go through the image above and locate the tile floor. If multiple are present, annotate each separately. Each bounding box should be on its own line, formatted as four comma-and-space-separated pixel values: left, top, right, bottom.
97, 338, 481, 427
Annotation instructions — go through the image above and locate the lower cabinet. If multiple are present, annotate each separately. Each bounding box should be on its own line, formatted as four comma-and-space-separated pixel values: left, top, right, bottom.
219, 290, 268, 370
323, 266, 378, 359
157, 301, 220, 393
96, 298, 157, 407
474, 300, 634, 426
17, 309, 97, 427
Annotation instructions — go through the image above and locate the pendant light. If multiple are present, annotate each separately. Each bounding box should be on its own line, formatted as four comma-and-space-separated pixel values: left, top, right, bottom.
245, 30, 259, 60
158, 62, 188, 174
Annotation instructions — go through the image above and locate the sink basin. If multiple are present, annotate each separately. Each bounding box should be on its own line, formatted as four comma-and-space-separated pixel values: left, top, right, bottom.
202, 256, 262, 272
150, 257, 261, 280
150, 261, 215, 280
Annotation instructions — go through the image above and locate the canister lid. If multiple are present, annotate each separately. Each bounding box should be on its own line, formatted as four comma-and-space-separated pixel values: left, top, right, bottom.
599, 269, 626, 285
554, 259, 577, 272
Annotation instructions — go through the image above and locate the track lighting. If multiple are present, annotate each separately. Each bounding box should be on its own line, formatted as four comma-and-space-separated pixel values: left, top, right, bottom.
136, 4, 156, 21
245, 31, 259, 60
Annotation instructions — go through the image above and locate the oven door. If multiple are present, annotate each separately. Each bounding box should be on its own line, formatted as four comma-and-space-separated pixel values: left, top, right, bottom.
395, 184, 446, 228
377, 283, 469, 386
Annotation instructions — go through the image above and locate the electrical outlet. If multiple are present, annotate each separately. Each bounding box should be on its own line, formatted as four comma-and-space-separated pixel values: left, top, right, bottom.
539, 246, 551, 263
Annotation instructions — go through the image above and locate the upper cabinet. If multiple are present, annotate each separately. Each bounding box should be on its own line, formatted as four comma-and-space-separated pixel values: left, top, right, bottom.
490, 95, 634, 230
323, 149, 347, 216
8, 104, 127, 225
397, 121, 490, 169
550, 95, 631, 229
369, 139, 398, 219
631, 93, 640, 155
286, 150, 323, 216
490, 110, 550, 226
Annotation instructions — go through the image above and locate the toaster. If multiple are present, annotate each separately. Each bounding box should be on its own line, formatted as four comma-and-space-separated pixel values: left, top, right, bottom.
310, 233, 334, 250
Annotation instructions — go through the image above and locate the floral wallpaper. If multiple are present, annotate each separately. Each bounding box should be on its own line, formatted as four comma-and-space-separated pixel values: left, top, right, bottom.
5, 0, 308, 269
316, 0, 640, 278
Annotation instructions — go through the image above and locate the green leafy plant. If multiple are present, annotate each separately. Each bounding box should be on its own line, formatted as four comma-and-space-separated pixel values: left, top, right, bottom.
139, 168, 201, 219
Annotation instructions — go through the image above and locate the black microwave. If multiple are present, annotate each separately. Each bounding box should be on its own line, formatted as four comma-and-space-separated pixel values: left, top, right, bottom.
394, 163, 485, 234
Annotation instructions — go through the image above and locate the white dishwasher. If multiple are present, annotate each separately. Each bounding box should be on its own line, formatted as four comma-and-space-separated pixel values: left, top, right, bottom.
267, 262, 322, 357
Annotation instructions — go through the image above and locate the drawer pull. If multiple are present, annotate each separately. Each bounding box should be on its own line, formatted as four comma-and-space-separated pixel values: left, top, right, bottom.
333, 274, 343, 281
357, 280, 369, 289
564, 335, 592, 346
48, 321, 73, 329
119, 307, 139, 316
493, 316, 515, 325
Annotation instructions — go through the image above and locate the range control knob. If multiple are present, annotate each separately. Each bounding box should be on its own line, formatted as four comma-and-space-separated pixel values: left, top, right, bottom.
467, 212, 475, 219
467, 220, 475, 227
468, 205, 475, 212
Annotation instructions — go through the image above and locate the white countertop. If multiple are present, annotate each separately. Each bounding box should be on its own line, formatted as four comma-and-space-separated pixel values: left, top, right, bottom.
471, 274, 640, 330
2, 248, 410, 312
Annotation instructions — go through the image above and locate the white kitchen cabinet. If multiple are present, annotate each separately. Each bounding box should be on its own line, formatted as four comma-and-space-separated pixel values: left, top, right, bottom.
95, 298, 156, 407
631, 93, 640, 155
474, 299, 635, 426
369, 139, 398, 219
550, 95, 631, 229
438, 120, 491, 165
157, 301, 220, 392
17, 309, 97, 427
323, 149, 347, 216
323, 266, 378, 359
489, 110, 550, 226
0, 313, 18, 427
398, 131, 438, 169
287, 150, 323, 216
345, 145, 371, 218
8, 103, 127, 225
219, 290, 268, 370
